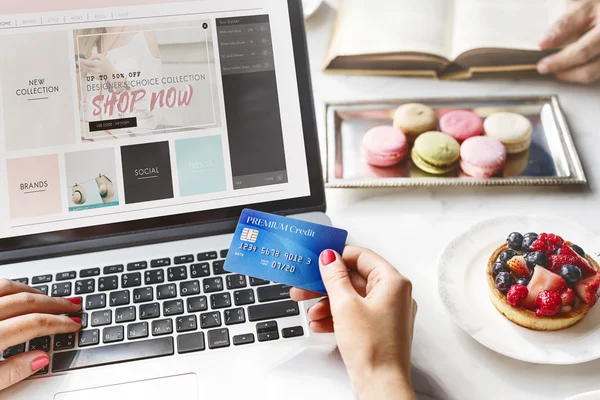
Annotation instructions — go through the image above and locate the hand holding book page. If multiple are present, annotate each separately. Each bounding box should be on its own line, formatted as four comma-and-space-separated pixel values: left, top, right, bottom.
325, 0, 569, 79
537, 0, 600, 83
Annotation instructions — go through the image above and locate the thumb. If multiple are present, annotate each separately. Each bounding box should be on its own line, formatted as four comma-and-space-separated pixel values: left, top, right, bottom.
0, 351, 49, 390
319, 250, 358, 306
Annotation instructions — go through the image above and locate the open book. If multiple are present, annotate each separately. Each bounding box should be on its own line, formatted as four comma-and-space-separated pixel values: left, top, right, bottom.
324, 0, 569, 79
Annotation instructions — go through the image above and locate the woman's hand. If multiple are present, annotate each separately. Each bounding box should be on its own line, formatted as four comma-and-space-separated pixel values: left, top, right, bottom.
290, 246, 417, 400
0, 279, 81, 391
538, 0, 600, 83
79, 54, 116, 77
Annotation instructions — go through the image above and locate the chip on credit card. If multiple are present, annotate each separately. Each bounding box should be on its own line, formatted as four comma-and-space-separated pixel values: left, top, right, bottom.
224, 209, 348, 294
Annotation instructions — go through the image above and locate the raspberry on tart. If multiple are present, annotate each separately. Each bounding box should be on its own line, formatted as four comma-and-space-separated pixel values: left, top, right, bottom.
487, 232, 600, 331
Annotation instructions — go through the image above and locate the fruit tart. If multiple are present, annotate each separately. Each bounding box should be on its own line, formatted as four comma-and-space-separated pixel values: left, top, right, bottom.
487, 232, 600, 331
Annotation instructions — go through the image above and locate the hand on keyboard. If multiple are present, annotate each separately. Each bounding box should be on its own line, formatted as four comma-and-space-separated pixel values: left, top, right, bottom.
290, 246, 417, 400
0, 279, 81, 391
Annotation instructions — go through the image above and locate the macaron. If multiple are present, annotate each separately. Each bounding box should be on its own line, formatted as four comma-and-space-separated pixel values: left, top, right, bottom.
439, 110, 484, 142
484, 112, 532, 154
393, 103, 437, 141
459, 136, 507, 178
361, 126, 408, 167
411, 131, 460, 175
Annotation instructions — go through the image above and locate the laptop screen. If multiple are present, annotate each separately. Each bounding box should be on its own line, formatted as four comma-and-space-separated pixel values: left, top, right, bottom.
0, 0, 321, 248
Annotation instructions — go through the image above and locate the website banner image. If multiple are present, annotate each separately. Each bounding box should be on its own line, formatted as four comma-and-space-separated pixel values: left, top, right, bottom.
75, 20, 220, 141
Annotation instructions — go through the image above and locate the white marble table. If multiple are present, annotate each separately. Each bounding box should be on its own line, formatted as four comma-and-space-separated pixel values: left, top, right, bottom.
305, 5, 600, 400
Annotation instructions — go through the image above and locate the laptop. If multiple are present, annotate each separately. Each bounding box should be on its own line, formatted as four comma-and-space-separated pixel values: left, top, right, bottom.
0, 1, 339, 398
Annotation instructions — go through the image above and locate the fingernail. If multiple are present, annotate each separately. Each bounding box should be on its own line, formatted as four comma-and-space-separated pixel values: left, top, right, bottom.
538, 62, 550, 74
320, 250, 336, 266
31, 356, 49, 371
67, 297, 82, 305
70, 317, 81, 324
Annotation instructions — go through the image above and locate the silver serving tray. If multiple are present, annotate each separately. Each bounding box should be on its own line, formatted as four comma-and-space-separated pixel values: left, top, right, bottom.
325, 96, 587, 188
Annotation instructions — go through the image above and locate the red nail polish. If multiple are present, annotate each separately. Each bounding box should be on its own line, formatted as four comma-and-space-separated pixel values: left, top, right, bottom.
71, 317, 82, 324
31, 356, 49, 371
320, 250, 336, 266
67, 297, 82, 305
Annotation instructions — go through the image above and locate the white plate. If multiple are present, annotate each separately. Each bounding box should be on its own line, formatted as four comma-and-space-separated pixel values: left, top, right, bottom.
566, 390, 600, 400
438, 215, 600, 365
302, 0, 324, 19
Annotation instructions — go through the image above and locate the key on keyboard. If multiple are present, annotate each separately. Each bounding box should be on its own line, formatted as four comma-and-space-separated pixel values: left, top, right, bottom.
140, 303, 160, 320
226, 274, 247, 290
52, 282, 72, 297
80, 268, 100, 278
99, 276, 118, 291
3, 343, 25, 358
151, 258, 171, 268
197, 251, 217, 261
234, 289, 255, 306
233, 334, 254, 346
54, 333, 76, 350
207, 328, 229, 349
110, 290, 130, 307
177, 332, 205, 354
257, 284, 291, 302
75, 279, 95, 295
163, 299, 184, 316
187, 296, 208, 312
133, 287, 153, 303
122, 273, 141, 288
53, 337, 174, 372
248, 300, 300, 322
224, 308, 245, 325
56, 271, 76, 281
174, 255, 194, 264
167, 267, 187, 282
145, 270, 164, 284
127, 261, 147, 271
210, 293, 231, 309
115, 306, 136, 323
176, 315, 197, 333
152, 319, 173, 336
29, 336, 50, 352
212, 260, 227, 275
127, 322, 149, 340
91, 310, 111, 327
78, 330, 99, 347
103, 326, 124, 343
103, 265, 124, 274
32, 274, 52, 284
190, 263, 210, 278
180, 280, 200, 296
86, 293, 106, 310
200, 312, 221, 329
157, 284, 176, 299
203, 277, 223, 293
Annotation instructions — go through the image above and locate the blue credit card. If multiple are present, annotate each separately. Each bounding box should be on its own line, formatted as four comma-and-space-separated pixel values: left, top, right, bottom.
224, 209, 348, 294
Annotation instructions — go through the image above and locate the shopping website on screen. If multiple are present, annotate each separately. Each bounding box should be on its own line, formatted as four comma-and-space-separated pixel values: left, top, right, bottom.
0, 0, 310, 238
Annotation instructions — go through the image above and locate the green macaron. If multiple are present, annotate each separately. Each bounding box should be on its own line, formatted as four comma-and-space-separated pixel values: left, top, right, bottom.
411, 131, 460, 175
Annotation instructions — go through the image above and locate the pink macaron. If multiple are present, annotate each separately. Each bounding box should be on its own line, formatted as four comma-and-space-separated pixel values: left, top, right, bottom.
440, 110, 484, 142
361, 126, 408, 167
460, 136, 507, 178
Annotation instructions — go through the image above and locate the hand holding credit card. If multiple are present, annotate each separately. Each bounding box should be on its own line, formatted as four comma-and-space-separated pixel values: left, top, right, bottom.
224, 209, 348, 294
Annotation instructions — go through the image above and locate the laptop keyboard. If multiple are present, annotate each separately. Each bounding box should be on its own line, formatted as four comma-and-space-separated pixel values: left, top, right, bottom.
5, 249, 305, 375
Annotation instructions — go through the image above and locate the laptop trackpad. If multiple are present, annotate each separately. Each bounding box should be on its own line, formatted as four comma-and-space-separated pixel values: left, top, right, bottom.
54, 373, 198, 400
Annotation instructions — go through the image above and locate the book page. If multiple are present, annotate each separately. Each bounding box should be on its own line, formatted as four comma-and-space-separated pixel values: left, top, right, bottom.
329, 0, 455, 60
451, 0, 569, 59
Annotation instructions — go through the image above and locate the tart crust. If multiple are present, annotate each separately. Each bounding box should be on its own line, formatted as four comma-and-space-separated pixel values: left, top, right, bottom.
487, 243, 599, 331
